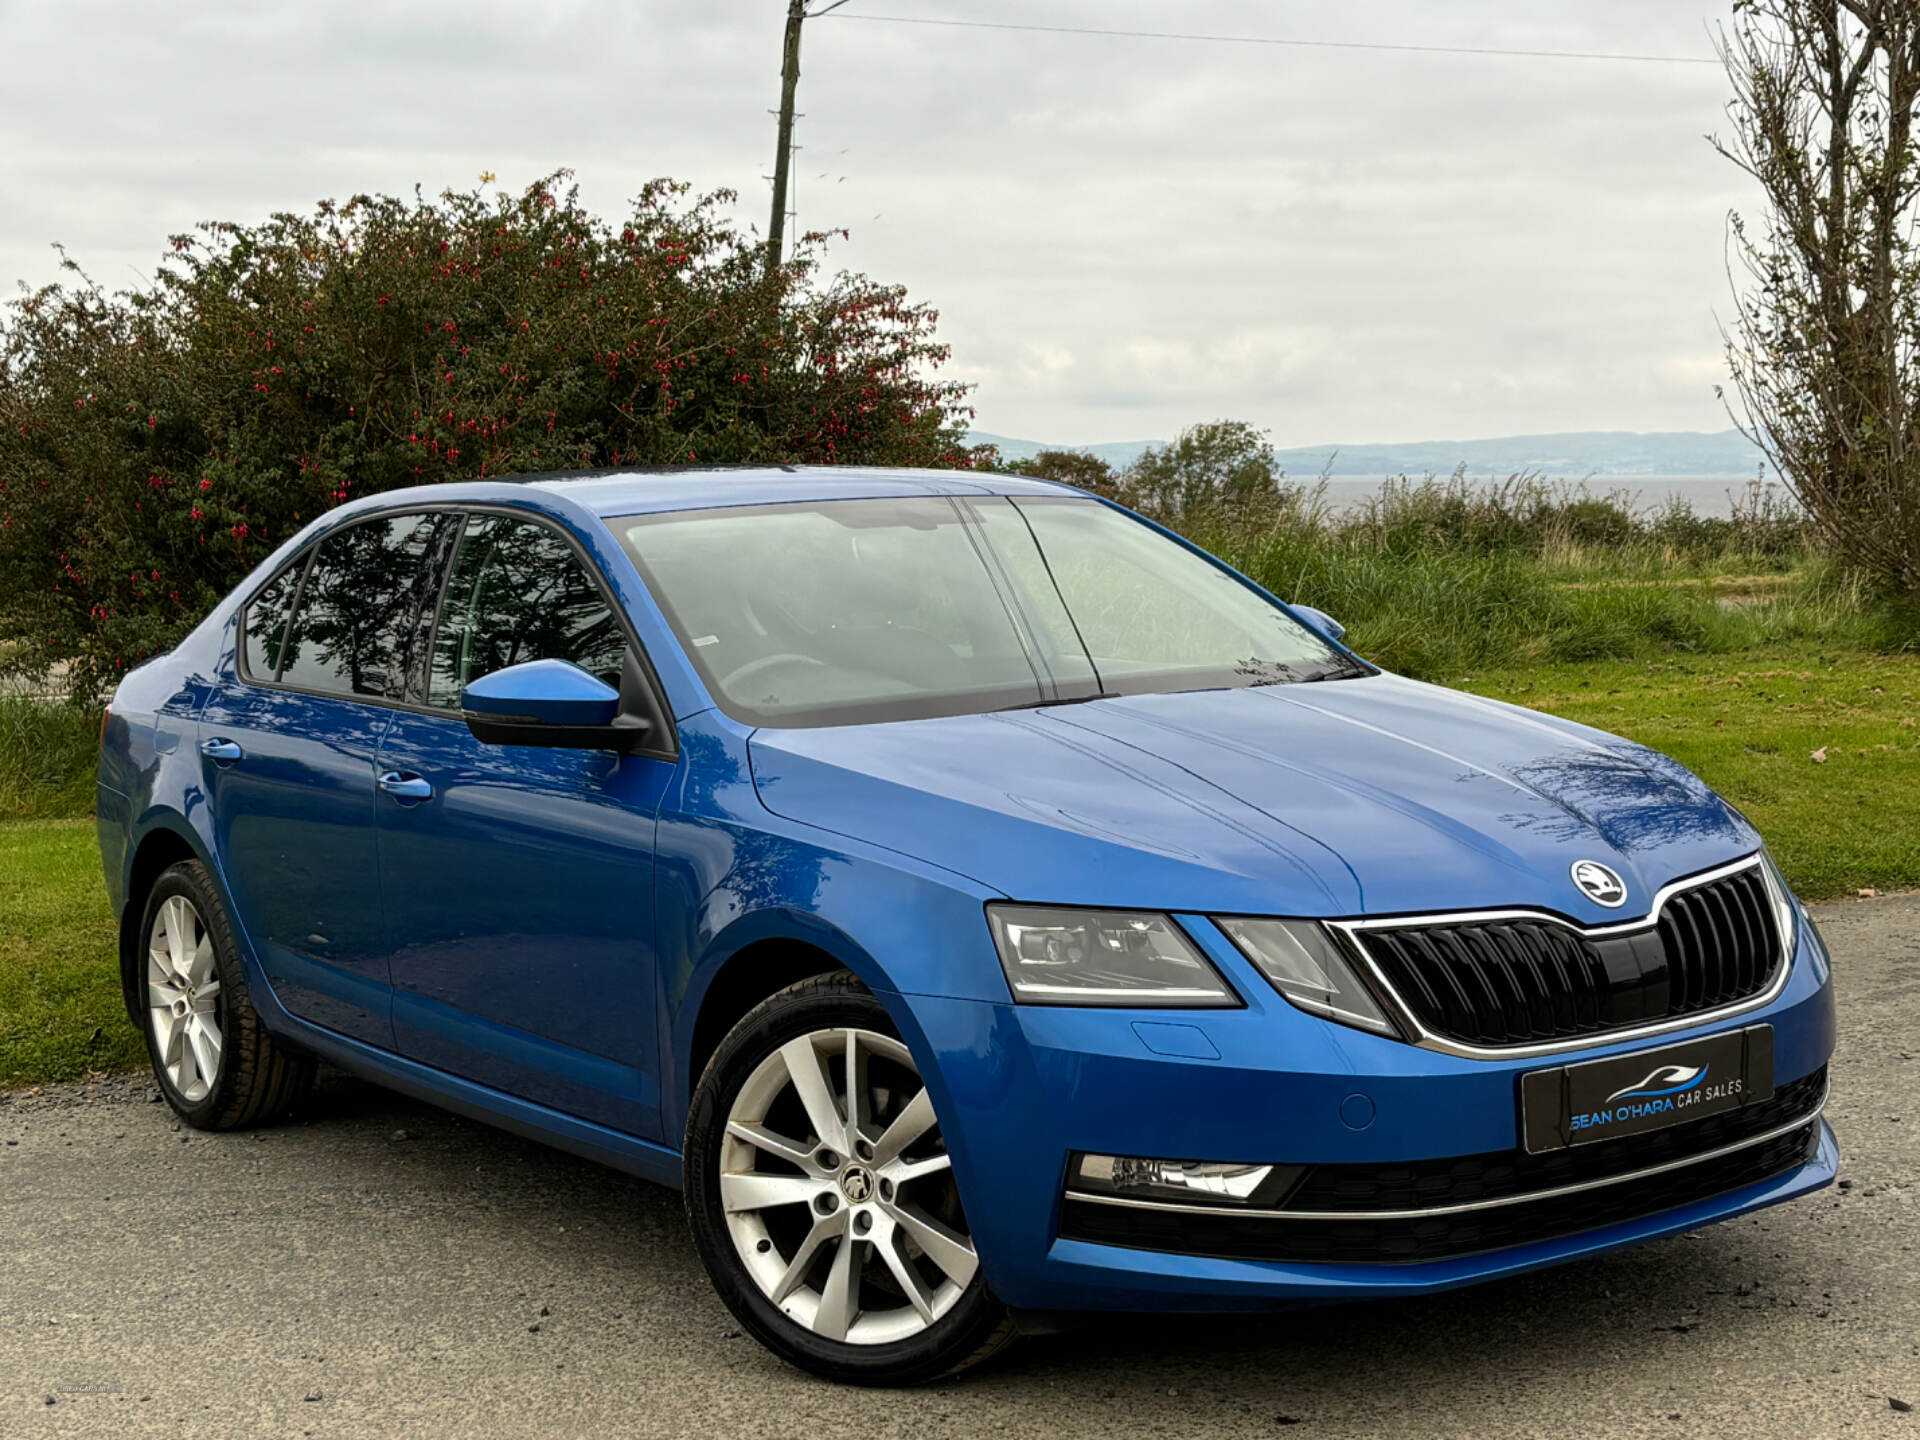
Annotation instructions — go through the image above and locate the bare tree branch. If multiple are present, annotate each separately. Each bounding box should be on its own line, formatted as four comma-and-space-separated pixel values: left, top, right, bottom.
1720, 0, 1920, 592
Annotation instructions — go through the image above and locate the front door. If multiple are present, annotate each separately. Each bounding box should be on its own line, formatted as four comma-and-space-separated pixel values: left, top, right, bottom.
375, 512, 673, 1139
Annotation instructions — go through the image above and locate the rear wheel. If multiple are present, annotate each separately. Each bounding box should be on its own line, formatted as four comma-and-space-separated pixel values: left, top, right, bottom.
684, 972, 1014, 1384
138, 860, 314, 1130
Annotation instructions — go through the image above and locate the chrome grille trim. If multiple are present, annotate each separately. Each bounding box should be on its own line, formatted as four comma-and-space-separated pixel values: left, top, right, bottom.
1328, 854, 1794, 1060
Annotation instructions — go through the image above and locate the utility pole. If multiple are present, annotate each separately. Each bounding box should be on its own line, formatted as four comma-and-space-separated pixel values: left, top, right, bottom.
766, 0, 808, 272
766, 0, 850, 272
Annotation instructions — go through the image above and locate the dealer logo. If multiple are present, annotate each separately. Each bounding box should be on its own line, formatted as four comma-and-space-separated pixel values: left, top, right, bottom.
1604, 1063, 1708, 1105
1571, 859, 1628, 908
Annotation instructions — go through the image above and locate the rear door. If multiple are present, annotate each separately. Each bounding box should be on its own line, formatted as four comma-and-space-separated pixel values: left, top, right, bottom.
374, 510, 675, 1139
200, 511, 448, 1046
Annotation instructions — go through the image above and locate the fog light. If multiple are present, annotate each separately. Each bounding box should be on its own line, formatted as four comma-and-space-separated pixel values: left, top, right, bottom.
1071, 1153, 1303, 1206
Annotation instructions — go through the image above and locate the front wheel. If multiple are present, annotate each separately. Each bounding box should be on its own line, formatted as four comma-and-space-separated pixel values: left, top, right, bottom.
684, 972, 1013, 1384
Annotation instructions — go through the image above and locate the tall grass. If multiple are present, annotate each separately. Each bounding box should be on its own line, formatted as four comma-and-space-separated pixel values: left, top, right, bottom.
1325, 472, 1809, 566
0, 697, 99, 820
1178, 474, 1915, 680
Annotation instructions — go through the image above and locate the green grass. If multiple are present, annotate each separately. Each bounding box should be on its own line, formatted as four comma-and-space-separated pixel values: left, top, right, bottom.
0, 696, 100, 819
0, 646, 1915, 1089
1453, 647, 1920, 900
0, 818, 143, 1086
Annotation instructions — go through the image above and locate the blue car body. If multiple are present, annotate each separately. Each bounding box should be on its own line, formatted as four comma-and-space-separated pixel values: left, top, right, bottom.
97, 466, 1837, 1314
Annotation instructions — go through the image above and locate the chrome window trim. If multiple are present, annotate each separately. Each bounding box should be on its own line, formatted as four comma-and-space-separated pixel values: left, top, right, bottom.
1060, 1076, 1827, 1223
1326, 853, 1794, 1060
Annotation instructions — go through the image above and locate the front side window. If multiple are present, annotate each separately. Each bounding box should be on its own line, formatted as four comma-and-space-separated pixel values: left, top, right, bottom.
277, 513, 443, 698
428, 514, 627, 708
617, 495, 1361, 728
1009, 497, 1338, 686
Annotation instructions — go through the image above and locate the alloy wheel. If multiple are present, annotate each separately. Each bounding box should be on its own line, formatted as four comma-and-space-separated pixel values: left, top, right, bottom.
147, 894, 224, 1103
719, 1026, 979, 1345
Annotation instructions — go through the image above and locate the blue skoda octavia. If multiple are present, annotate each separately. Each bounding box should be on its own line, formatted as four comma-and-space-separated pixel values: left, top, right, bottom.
97, 467, 1837, 1384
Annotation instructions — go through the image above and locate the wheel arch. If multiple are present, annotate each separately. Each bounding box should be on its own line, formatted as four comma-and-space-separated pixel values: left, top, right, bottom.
116, 818, 213, 1025
672, 899, 942, 1135
679, 933, 858, 1133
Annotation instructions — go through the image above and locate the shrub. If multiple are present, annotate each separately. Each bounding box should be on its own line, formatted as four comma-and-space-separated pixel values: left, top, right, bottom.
1007, 448, 1129, 502
0, 175, 983, 699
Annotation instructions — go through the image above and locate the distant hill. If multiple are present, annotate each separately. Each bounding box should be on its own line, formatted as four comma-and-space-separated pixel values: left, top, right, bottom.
968, 428, 1773, 479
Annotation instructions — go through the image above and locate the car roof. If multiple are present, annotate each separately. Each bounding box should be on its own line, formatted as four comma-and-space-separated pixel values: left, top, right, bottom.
350, 465, 1082, 521
532, 465, 1082, 518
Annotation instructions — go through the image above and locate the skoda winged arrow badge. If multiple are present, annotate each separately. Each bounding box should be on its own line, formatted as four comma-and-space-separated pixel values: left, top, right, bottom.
1572, 859, 1630, 907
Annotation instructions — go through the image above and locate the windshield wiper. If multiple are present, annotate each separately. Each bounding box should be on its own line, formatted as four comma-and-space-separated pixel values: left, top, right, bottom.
1005, 691, 1118, 711
1295, 661, 1368, 683
1238, 655, 1368, 686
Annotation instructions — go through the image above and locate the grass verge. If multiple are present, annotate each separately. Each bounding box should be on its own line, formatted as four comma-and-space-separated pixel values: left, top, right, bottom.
0, 818, 142, 1087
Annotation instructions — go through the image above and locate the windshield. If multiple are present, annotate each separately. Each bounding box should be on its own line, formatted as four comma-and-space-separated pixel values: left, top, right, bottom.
616, 495, 1364, 728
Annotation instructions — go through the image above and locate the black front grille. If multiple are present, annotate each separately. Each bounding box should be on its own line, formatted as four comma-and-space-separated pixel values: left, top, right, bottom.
1060, 1116, 1823, 1265
1284, 1067, 1825, 1213
1358, 864, 1780, 1047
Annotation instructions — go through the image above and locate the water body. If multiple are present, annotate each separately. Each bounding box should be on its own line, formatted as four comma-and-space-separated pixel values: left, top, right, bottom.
1312, 475, 1795, 520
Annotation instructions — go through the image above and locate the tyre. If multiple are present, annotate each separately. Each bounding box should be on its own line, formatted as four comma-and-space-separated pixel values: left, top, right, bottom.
684, 972, 1014, 1384
138, 860, 315, 1130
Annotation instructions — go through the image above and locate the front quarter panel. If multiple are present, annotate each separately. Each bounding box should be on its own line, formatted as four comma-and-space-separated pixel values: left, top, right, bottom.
655, 710, 1011, 1127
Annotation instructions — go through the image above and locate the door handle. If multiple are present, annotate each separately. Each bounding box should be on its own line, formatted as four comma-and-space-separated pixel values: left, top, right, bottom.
378, 771, 434, 803
200, 738, 244, 764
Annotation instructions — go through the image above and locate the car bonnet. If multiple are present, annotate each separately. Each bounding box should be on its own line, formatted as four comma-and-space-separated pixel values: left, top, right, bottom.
745, 672, 1754, 922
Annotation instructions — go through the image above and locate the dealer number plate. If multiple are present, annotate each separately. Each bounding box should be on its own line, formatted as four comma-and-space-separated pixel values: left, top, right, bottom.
1519, 1025, 1775, 1154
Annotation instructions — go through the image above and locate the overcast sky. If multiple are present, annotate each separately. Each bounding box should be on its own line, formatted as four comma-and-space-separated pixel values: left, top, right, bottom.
0, 0, 1751, 447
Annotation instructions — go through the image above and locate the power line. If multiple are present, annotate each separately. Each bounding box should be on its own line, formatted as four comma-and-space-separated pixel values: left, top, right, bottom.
816, 12, 1721, 67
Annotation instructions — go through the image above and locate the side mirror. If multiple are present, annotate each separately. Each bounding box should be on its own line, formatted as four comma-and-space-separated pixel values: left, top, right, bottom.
1291, 605, 1346, 644
460, 659, 650, 751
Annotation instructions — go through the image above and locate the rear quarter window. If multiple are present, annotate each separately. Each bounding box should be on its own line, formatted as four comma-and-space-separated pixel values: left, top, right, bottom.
240, 556, 307, 680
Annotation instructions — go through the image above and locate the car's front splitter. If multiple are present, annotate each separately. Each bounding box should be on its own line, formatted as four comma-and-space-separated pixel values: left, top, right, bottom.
1033, 1120, 1835, 1312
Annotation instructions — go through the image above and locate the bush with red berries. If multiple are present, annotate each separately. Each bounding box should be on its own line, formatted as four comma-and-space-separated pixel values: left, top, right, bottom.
0, 174, 981, 697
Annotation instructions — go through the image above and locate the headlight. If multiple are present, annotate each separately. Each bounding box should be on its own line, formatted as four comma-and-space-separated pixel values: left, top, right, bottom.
1758, 848, 1801, 960
987, 906, 1238, 1007
1215, 917, 1398, 1037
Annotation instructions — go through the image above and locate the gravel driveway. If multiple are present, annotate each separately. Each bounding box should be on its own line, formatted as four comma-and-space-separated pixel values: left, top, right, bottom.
2, 895, 1916, 1439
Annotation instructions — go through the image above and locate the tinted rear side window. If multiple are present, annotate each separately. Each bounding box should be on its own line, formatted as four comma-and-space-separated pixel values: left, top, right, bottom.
241, 555, 307, 680
427, 514, 627, 707
278, 513, 443, 698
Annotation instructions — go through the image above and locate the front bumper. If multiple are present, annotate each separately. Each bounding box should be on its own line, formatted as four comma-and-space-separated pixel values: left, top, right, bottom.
894, 912, 1838, 1313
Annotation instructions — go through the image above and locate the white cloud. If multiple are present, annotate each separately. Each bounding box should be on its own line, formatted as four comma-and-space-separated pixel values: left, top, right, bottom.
1, 0, 1755, 446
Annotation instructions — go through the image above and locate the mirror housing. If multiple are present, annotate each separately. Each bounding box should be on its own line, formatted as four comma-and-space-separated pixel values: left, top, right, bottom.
460, 659, 650, 751
1291, 604, 1346, 644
